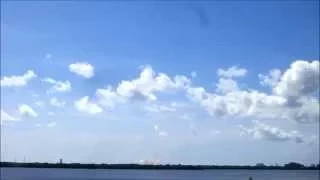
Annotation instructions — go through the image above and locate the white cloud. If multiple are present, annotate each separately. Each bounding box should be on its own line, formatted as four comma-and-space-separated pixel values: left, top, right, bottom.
96, 65, 191, 108
1, 110, 19, 122
174, 75, 191, 88
187, 86, 207, 102
74, 96, 103, 114
1, 70, 36, 87
187, 60, 319, 123
187, 85, 319, 123
47, 122, 56, 128
217, 66, 247, 78
49, 97, 66, 108
64, 61, 318, 124
259, 69, 281, 87
240, 120, 305, 143
96, 86, 124, 109
43, 78, 71, 93
273, 60, 319, 98
215, 66, 245, 94
69, 62, 94, 79
216, 78, 239, 94
115, 65, 179, 101
18, 104, 38, 118
283, 97, 319, 123
209, 90, 284, 117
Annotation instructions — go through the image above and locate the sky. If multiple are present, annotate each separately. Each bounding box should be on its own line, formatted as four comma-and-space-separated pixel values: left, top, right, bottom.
0, 1, 319, 165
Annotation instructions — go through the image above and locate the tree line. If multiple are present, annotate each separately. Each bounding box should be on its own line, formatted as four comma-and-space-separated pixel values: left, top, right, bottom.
1, 161, 319, 170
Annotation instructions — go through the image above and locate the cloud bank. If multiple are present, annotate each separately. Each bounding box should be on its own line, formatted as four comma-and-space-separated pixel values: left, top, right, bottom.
1, 70, 36, 87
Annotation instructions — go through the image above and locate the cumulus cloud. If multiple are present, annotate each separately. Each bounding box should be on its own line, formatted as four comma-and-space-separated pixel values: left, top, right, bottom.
283, 97, 319, 123
187, 85, 319, 123
216, 78, 239, 94
187, 60, 319, 123
1, 70, 37, 87
215, 66, 246, 94
96, 65, 191, 108
74, 96, 103, 114
240, 120, 306, 143
186, 86, 207, 102
96, 86, 125, 109
273, 60, 319, 98
69, 62, 94, 79
115, 65, 188, 101
49, 97, 66, 108
217, 66, 247, 78
1, 110, 19, 122
259, 69, 281, 87
63, 60, 318, 124
188, 88, 286, 117
43, 78, 71, 93
18, 104, 38, 118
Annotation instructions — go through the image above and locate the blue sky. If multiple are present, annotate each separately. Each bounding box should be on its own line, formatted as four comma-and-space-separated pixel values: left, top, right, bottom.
1, 1, 319, 165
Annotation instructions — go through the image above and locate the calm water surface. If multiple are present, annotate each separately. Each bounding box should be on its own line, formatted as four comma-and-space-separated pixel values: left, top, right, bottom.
1, 168, 319, 180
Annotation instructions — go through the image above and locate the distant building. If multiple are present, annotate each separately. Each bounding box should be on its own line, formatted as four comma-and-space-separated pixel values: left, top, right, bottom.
59, 158, 63, 164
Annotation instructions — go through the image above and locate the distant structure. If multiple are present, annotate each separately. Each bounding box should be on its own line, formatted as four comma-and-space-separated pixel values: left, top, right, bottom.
59, 158, 63, 164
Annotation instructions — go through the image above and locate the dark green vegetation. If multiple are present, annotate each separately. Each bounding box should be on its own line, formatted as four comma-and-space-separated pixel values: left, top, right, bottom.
1, 162, 319, 170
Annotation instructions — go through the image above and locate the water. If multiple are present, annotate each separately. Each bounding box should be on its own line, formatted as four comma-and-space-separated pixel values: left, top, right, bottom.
1, 168, 319, 180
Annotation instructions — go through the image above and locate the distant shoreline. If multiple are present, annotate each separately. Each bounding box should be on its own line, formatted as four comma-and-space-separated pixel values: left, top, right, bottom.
1, 162, 319, 170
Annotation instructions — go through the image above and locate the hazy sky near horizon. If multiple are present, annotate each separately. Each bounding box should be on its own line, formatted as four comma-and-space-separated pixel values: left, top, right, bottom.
1, 1, 319, 165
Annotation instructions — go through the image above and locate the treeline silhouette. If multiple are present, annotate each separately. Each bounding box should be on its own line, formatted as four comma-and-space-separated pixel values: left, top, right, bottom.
1, 162, 319, 170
